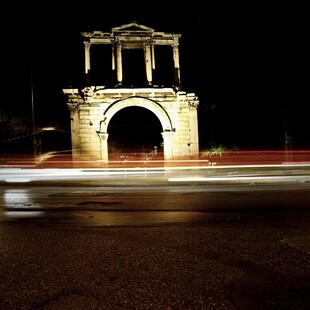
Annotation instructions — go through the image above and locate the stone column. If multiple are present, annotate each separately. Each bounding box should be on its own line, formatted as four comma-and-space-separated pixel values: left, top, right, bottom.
144, 41, 153, 85
188, 100, 200, 158
173, 43, 181, 89
67, 103, 81, 164
96, 131, 109, 163
151, 45, 156, 82
84, 42, 91, 86
162, 131, 174, 160
112, 44, 116, 85
151, 45, 155, 70
116, 41, 123, 85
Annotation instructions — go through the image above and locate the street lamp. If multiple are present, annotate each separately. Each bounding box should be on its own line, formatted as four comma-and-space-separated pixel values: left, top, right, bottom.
283, 109, 292, 163
34, 127, 72, 166
40, 127, 57, 132
35, 127, 58, 158
31, 66, 37, 164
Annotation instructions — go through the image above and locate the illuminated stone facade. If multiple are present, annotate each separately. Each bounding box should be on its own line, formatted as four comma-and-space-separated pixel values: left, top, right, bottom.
63, 22, 199, 164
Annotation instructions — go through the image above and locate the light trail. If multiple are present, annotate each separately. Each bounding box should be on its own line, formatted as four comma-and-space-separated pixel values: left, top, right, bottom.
167, 175, 310, 183
0, 163, 309, 183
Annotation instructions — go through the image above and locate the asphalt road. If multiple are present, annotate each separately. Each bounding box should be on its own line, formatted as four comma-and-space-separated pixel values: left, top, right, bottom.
0, 180, 310, 309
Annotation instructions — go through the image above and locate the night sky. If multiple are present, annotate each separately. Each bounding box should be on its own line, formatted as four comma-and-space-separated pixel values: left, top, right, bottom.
2, 3, 309, 152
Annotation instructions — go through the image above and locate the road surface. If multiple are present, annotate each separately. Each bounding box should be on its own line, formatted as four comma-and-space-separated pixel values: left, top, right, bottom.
0, 173, 310, 309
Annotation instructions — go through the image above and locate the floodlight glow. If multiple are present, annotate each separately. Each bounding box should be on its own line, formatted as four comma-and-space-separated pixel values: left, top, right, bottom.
5, 178, 31, 183
40, 127, 57, 131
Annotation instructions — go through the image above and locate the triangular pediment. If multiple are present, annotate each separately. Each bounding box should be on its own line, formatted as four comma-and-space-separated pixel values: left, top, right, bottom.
112, 22, 154, 33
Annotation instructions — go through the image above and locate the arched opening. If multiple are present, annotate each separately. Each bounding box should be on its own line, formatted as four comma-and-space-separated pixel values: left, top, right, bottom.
107, 106, 163, 160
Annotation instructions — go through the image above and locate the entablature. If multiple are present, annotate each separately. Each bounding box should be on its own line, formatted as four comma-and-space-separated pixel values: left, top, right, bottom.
81, 22, 181, 47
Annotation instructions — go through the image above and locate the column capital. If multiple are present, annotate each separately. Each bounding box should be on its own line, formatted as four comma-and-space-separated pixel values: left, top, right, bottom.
67, 103, 79, 112
188, 100, 199, 109
145, 38, 155, 46
96, 131, 109, 140
161, 129, 175, 138
84, 41, 91, 48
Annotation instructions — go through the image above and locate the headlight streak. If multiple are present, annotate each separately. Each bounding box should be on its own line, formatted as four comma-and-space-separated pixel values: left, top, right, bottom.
167, 175, 310, 182
4, 211, 44, 218
0, 163, 309, 183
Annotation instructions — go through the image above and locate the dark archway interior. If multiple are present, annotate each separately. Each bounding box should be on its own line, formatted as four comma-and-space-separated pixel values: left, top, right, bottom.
107, 107, 163, 155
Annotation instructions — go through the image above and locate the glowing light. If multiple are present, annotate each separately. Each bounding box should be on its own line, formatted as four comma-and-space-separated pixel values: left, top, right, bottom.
0, 163, 309, 183
40, 127, 57, 131
5, 178, 31, 183
3, 189, 41, 209
168, 175, 310, 183
4, 211, 44, 218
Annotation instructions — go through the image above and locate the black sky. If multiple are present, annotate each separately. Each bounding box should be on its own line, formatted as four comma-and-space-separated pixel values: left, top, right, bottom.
2, 3, 309, 151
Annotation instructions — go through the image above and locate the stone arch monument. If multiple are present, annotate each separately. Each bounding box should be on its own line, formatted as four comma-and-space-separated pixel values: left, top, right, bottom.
63, 22, 200, 164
